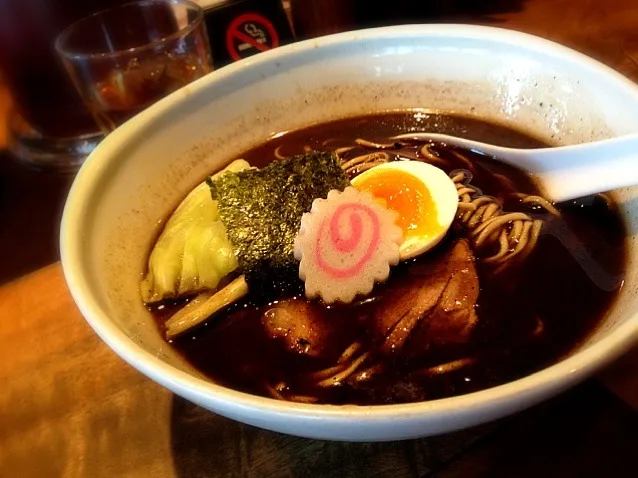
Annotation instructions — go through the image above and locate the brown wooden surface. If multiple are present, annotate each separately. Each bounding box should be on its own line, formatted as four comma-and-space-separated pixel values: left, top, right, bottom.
2, 0, 638, 476
0, 265, 637, 478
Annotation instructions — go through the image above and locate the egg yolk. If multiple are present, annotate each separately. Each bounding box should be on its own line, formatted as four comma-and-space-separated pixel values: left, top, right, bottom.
354, 168, 440, 239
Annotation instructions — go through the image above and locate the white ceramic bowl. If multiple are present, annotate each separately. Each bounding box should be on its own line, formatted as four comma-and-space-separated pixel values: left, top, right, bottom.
61, 24, 638, 441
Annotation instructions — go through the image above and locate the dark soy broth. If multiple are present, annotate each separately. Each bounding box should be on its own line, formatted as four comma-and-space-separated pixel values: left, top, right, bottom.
151, 112, 626, 405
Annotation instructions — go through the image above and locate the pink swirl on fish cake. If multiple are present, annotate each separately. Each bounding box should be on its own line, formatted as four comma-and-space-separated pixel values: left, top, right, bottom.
294, 187, 403, 304
315, 203, 380, 279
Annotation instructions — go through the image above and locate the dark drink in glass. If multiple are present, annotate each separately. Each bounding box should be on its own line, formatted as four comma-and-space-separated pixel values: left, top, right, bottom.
0, 0, 126, 170
86, 52, 210, 131
56, 0, 212, 133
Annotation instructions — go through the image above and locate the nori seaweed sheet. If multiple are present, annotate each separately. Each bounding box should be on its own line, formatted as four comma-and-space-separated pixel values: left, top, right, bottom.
207, 151, 350, 299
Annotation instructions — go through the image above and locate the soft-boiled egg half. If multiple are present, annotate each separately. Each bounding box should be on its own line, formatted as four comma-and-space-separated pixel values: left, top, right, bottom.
351, 161, 459, 260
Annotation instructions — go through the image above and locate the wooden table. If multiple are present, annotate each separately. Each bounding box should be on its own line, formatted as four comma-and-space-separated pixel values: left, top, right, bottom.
1, 1, 638, 476
1, 266, 637, 477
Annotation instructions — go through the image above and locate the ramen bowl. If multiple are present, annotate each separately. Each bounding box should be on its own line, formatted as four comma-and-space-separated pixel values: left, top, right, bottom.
61, 24, 638, 441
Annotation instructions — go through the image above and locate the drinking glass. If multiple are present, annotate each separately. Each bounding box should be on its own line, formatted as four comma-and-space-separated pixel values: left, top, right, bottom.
0, 0, 126, 172
56, 0, 213, 133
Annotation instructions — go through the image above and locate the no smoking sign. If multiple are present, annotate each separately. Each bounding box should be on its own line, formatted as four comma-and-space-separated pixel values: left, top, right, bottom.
225, 13, 280, 61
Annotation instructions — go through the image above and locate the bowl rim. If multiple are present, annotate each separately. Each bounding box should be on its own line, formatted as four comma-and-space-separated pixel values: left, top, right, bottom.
61, 23, 638, 421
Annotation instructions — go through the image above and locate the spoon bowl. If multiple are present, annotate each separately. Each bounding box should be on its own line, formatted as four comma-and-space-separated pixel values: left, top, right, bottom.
393, 132, 638, 203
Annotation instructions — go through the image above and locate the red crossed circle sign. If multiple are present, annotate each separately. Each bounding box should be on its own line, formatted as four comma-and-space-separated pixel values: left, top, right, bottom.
225, 13, 280, 62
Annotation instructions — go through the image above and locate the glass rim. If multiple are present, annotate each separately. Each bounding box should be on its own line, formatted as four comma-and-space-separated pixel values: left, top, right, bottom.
55, 0, 205, 61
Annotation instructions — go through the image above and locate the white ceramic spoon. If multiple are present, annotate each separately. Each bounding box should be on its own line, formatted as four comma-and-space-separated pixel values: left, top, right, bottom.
393, 132, 638, 203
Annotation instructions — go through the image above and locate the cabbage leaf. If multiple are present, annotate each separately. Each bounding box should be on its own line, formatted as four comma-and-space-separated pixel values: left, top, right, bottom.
140, 159, 251, 303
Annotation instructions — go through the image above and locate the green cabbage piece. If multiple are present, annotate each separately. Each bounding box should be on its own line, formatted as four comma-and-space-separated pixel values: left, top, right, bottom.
140, 159, 251, 303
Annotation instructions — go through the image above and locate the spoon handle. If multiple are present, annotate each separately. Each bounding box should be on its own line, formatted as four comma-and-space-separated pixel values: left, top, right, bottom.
395, 132, 638, 203
517, 134, 638, 203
